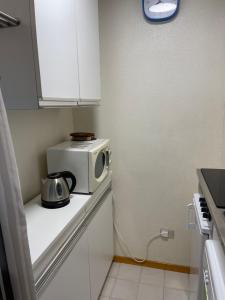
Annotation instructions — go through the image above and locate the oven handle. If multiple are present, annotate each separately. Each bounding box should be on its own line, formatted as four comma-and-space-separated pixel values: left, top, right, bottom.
187, 203, 196, 230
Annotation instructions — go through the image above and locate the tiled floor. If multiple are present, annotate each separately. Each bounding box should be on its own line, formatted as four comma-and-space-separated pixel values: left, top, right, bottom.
99, 263, 191, 300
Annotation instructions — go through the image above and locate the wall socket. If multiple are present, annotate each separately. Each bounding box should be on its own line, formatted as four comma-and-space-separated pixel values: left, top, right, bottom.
160, 228, 175, 239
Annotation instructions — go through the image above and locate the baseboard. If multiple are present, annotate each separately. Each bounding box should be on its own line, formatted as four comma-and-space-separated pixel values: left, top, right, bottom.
113, 256, 190, 274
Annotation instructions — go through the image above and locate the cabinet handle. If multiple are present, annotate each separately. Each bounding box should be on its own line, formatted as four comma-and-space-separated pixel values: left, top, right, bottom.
187, 203, 196, 230
0, 11, 20, 28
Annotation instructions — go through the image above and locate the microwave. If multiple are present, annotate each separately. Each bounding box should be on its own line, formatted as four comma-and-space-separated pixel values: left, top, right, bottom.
47, 139, 111, 194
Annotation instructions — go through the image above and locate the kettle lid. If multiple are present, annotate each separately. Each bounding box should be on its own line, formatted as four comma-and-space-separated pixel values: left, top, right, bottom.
47, 172, 62, 179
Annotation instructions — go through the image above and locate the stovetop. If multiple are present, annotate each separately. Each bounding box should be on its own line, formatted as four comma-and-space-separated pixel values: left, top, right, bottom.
201, 169, 225, 209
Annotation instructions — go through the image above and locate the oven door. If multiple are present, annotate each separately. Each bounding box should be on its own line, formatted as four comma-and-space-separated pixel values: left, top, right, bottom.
188, 201, 208, 300
89, 142, 111, 193
203, 240, 225, 300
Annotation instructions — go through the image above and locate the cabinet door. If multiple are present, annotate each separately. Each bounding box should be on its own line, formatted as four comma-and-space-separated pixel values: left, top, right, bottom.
34, 0, 79, 101
39, 232, 91, 300
88, 191, 114, 300
0, 0, 38, 109
76, 0, 101, 103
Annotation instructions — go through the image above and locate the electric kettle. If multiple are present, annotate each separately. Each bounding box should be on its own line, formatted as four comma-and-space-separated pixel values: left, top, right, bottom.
41, 171, 76, 208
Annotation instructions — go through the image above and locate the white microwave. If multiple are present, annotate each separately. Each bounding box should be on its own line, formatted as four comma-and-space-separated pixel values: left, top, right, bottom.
47, 139, 111, 194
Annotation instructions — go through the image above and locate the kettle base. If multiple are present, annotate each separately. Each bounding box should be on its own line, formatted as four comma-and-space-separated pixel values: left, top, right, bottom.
41, 198, 70, 209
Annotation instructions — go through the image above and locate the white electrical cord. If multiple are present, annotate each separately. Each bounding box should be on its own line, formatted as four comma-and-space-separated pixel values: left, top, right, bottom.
112, 195, 161, 264
114, 221, 161, 263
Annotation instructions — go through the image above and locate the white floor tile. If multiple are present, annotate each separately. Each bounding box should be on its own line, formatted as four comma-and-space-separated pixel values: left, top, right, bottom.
101, 264, 191, 300
109, 263, 120, 278
165, 271, 189, 291
189, 273, 198, 292
112, 279, 138, 300
140, 267, 164, 286
137, 283, 164, 300
189, 291, 198, 300
164, 288, 189, 300
117, 263, 141, 282
101, 278, 116, 297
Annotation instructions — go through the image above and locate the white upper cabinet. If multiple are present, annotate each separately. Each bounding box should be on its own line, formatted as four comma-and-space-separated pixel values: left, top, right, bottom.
34, 0, 80, 101
0, 0, 101, 109
76, 0, 101, 104
0, 0, 39, 109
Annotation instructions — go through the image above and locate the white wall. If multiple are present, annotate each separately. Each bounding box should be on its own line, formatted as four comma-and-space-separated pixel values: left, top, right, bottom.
74, 0, 225, 265
7, 109, 74, 203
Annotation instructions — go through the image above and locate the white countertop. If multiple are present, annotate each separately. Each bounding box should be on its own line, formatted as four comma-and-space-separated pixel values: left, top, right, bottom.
25, 173, 112, 281
25, 193, 91, 266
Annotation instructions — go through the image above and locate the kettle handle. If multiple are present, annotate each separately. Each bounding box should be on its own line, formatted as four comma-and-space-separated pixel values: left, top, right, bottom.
60, 171, 76, 193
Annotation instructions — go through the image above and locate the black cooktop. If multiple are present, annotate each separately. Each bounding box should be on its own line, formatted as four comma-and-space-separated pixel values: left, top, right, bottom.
201, 169, 225, 209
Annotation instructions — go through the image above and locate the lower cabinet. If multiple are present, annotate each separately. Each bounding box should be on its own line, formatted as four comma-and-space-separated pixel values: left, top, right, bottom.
88, 191, 114, 300
38, 190, 113, 300
39, 232, 91, 300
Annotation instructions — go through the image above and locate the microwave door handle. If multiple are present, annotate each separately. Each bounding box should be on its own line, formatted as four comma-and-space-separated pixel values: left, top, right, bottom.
106, 150, 110, 167
106, 150, 112, 167
187, 203, 196, 230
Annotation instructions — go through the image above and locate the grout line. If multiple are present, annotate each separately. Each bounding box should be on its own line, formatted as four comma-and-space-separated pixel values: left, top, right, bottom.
109, 277, 117, 298
135, 266, 143, 300
136, 284, 140, 300
138, 265, 143, 283
163, 270, 166, 300
165, 286, 190, 292
111, 277, 140, 285
117, 262, 121, 278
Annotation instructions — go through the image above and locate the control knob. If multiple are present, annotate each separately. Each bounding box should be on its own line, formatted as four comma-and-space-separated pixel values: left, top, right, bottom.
201, 207, 209, 213
202, 212, 211, 221
199, 197, 206, 203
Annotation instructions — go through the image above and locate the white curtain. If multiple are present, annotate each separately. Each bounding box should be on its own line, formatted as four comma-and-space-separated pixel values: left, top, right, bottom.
0, 88, 36, 300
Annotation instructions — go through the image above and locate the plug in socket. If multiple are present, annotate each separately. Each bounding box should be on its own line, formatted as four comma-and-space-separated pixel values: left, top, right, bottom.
160, 229, 175, 239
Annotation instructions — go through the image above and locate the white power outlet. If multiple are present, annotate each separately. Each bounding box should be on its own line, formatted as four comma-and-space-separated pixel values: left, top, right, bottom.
160, 228, 175, 239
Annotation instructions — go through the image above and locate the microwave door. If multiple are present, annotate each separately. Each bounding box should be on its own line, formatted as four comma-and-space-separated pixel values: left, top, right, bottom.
95, 151, 106, 179
91, 149, 109, 193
